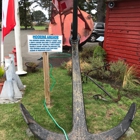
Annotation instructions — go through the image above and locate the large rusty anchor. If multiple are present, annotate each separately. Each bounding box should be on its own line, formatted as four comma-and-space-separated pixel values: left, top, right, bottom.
20, 38, 136, 139
20, 0, 136, 139
20, 41, 136, 139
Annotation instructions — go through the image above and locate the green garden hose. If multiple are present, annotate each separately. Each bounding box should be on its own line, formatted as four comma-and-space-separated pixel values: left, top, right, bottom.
43, 61, 69, 140
44, 100, 69, 140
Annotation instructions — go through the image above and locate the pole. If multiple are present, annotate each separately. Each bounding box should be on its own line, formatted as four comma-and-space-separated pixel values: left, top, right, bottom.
0, 41, 4, 66
14, 0, 27, 75
1, 3, 4, 66
43, 52, 51, 107
72, 0, 78, 40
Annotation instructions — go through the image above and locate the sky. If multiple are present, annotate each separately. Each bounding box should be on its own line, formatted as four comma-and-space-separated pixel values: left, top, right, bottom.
30, 2, 49, 19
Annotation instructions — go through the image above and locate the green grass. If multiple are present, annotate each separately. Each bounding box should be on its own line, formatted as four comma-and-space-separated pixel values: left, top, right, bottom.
20, 26, 47, 30
0, 67, 140, 140
33, 26, 47, 30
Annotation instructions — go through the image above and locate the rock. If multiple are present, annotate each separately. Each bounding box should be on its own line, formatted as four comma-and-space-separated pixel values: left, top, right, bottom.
124, 127, 135, 137
26, 128, 34, 137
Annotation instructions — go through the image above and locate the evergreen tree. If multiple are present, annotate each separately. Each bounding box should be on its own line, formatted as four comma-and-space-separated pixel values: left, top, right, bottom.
32, 10, 47, 25
19, 0, 33, 29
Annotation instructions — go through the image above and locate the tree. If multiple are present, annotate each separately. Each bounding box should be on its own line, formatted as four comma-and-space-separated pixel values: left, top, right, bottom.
0, 1, 2, 21
33, 0, 51, 19
19, 0, 33, 29
78, 0, 106, 22
78, 0, 97, 20
78, 0, 94, 11
96, 0, 106, 22
32, 10, 47, 25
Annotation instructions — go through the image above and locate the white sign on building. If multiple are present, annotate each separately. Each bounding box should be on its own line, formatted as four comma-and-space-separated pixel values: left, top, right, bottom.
28, 35, 62, 52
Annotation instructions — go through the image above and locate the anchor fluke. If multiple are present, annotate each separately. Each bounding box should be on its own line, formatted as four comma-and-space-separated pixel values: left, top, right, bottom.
20, 102, 136, 140
20, 103, 65, 140
92, 102, 136, 139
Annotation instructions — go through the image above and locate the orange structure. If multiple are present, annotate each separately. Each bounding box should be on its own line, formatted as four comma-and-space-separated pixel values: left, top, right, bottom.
48, 8, 94, 48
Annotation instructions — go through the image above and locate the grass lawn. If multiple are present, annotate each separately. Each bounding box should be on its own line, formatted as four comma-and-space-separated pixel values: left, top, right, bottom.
20, 26, 47, 31
0, 67, 140, 140
33, 26, 47, 30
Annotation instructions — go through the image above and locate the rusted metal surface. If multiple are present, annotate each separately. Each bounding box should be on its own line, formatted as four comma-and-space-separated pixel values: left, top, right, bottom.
20, 38, 136, 140
48, 9, 94, 47
104, 0, 140, 76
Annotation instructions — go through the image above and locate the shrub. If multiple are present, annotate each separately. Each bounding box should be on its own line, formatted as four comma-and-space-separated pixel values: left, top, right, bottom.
0, 66, 5, 78
88, 46, 108, 79
0, 66, 6, 82
65, 59, 92, 76
122, 65, 140, 90
60, 61, 67, 69
89, 57, 110, 79
79, 46, 95, 62
93, 45, 106, 60
109, 60, 127, 83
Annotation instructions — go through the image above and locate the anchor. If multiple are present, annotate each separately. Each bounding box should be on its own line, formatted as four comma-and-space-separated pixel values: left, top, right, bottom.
20, 0, 136, 139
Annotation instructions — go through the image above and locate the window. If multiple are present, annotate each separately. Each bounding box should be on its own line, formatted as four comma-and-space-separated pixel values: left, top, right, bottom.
96, 24, 104, 29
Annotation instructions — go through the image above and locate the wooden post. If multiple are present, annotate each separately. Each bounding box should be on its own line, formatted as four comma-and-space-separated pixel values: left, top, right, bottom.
43, 52, 51, 107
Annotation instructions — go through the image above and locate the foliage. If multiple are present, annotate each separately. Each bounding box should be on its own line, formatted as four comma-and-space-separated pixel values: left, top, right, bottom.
60, 61, 67, 69
89, 57, 109, 79
33, 0, 51, 9
79, 46, 95, 62
0, 66, 5, 78
64, 59, 92, 76
109, 60, 127, 83
78, 0, 106, 22
84, 45, 108, 79
0, 66, 6, 82
19, 0, 33, 29
32, 0, 51, 19
80, 47, 139, 92
93, 45, 106, 60
96, 0, 106, 22
32, 10, 47, 25
122, 65, 140, 90
0, 1, 1, 21
78, 0, 97, 20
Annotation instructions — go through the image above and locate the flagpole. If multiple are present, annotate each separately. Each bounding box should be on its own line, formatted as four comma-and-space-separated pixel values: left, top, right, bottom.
14, 0, 27, 75
0, 41, 4, 66
1, 3, 4, 66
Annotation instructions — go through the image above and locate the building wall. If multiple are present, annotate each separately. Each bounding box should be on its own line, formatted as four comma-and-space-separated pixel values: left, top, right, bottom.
104, 0, 140, 75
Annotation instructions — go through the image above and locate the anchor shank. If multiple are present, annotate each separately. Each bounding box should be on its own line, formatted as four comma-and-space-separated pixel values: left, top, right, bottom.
71, 39, 88, 134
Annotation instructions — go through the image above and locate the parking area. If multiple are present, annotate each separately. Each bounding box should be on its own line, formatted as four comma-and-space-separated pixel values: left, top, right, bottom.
0, 30, 98, 69
1, 30, 48, 63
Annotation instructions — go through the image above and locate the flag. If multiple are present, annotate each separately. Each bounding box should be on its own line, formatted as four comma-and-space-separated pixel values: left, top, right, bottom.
2, 0, 16, 40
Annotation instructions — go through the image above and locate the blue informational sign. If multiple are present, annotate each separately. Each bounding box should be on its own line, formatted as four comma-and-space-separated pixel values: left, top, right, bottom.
28, 35, 62, 52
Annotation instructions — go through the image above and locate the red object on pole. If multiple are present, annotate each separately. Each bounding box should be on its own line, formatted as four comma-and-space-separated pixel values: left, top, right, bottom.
49, 8, 94, 48
12, 47, 17, 66
0, 82, 4, 94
